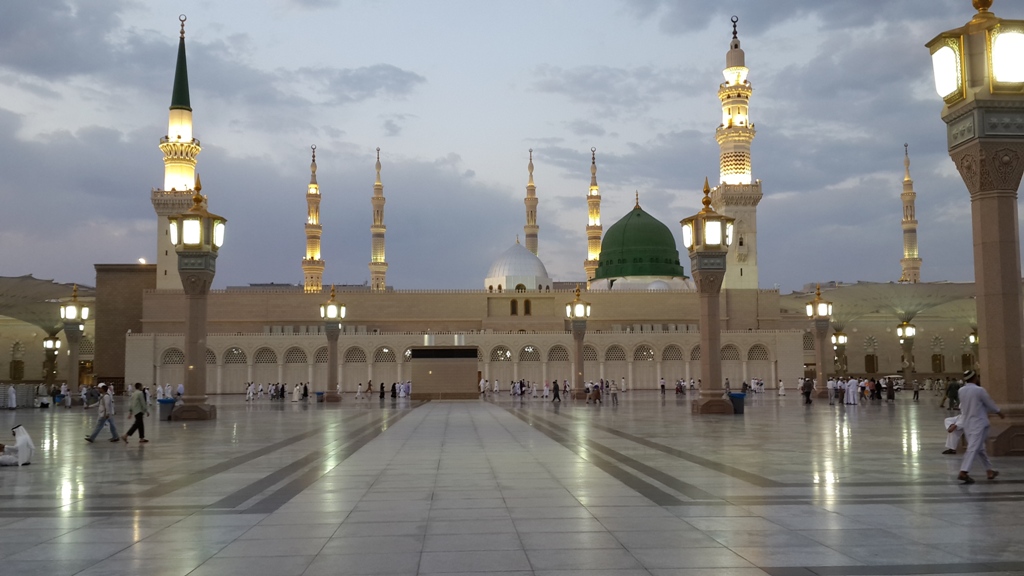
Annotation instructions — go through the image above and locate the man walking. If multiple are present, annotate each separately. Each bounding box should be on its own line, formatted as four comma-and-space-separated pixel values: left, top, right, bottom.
827, 377, 836, 405
122, 382, 150, 444
85, 383, 120, 443
957, 370, 1004, 484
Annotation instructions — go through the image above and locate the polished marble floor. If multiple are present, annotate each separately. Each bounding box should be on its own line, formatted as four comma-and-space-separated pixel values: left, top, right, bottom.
1, 390, 1022, 576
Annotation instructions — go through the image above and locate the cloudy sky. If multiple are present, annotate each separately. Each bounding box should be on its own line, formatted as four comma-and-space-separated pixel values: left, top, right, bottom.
0, 0, 1000, 292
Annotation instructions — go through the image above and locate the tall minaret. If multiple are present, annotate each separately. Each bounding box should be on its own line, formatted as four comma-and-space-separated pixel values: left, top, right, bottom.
369, 148, 388, 291
152, 15, 202, 290
302, 146, 324, 293
710, 16, 762, 290
584, 147, 602, 285
524, 149, 539, 255
899, 144, 922, 283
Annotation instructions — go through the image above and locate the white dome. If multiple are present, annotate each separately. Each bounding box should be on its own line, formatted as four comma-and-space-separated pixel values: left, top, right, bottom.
485, 242, 552, 291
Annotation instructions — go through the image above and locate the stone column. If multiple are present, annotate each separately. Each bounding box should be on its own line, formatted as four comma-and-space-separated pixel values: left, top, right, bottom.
692, 263, 731, 413
173, 269, 216, 420
900, 336, 916, 377
325, 322, 340, 397
63, 323, 83, 391
571, 320, 586, 398
814, 318, 830, 398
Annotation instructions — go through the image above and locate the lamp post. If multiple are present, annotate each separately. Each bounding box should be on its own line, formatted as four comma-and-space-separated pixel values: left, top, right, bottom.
565, 285, 591, 399
166, 177, 225, 420
968, 329, 979, 370
60, 284, 89, 392
805, 285, 833, 397
682, 178, 735, 413
896, 321, 917, 377
42, 335, 61, 384
320, 285, 345, 399
927, 1, 1024, 433
831, 331, 848, 376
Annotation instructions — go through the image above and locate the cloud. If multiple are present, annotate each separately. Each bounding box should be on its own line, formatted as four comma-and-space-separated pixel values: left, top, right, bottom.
286, 0, 340, 8
564, 120, 606, 137
533, 64, 701, 113
301, 64, 426, 105
381, 114, 414, 137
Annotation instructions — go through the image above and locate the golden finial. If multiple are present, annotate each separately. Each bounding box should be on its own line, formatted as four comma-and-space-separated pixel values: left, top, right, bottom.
179, 14, 187, 39
330, 284, 336, 299
574, 284, 581, 299
904, 143, 911, 180
815, 283, 822, 298
516, 234, 520, 244
635, 190, 640, 208
973, 0, 993, 14
590, 147, 597, 185
701, 177, 712, 210
731, 15, 738, 40
71, 284, 79, 301
375, 147, 382, 184
527, 149, 535, 186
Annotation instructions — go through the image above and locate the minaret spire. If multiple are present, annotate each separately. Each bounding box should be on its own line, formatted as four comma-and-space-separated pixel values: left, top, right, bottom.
152, 14, 203, 290
584, 147, 602, 285
899, 143, 921, 283
369, 147, 388, 291
710, 16, 762, 291
524, 149, 539, 255
302, 145, 325, 293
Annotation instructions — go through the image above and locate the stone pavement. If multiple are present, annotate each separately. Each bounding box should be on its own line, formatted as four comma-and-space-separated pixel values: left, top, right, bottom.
1, 391, 1022, 576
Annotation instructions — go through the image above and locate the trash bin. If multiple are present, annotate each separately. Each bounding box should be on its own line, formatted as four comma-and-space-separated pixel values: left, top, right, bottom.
158, 398, 176, 421
728, 392, 746, 414
315, 392, 325, 403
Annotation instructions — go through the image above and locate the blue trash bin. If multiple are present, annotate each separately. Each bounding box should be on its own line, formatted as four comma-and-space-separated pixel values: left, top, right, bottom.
727, 392, 746, 414
158, 398, 176, 420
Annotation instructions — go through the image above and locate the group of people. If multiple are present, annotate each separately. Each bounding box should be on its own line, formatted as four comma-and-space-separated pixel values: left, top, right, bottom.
83, 382, 150, 444
244, 382, 311, 402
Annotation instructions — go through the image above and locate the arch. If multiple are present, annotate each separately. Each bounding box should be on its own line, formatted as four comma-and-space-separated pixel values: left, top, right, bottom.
863, 335, 879, 354
633, 344, 656, 362
583, 345, 598, 362
689, 345, 701, 361
747, 344, 769, 361
284, 347, 307, 364
515, 284, 526, 292
488, 285, 494, 293
161, 348, 184, 365
497, 284, 503, 292
519, 345, 541, 362
223, 347, 247, 364
253, 347, 278, 364
344, 347, 367, 363
547, 345, 570, 362
605, 345, 626, 362
930, 336, 945, 353
313, 347, 328, 363
373, 347, 397, 363
405, 348, 414, 361
510, 300, 518, 316
524, 299, 532, 316
662, 344, 683, 361
802, 332, 815, 351
490, 345, 512, 362
720, 345, 741, 361
206, 348, 217, 365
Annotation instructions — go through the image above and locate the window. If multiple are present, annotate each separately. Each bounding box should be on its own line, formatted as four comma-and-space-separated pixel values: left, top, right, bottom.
864, 354, 878, 374
662, 345, 683, 361
224, 348, 247, 364
161, 348, 185, 365
803, 332, 815, 351
605, 346, 626, 361
720, 345, 741, 361
524, 300, 532, 316
547, 346, 569, 362
931, 354, 945, 373
253, 348, 277, 364
515, 284, 526, 292
961, 353, 975, 371
284, 347, 307, 364
344, 347, 367, 362
510, 300, 518, 316
747, 344, 769, 361
519, 346, 541, 362
490, 346, 512, 362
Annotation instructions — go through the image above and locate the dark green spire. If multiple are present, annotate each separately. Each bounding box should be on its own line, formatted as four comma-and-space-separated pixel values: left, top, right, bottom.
170, 16, 191, 111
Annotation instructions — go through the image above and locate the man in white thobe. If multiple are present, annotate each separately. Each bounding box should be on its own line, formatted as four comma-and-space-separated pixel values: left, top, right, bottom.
0, 424, 35, 466
943, 414, 963, 455
957, 370, 1004, 484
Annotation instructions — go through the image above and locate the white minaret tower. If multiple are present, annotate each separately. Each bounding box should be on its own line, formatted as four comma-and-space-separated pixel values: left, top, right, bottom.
524, 149, 539, 256
584, 147, 602, 286
152, 15, 202, 290
899, 144, 922, 283
302, 146, 324, 293
369, 148, 388, 291
710, 16, 762, 290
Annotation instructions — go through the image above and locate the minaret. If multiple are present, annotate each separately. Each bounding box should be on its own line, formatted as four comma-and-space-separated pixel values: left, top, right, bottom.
302, 146, 325, 293
584, 147, 602, 285
899, 144, 922, 283
369, 148, 388, 291
524, 149, 539, 256
152, 15, 202, 290
710, 16, 762, 290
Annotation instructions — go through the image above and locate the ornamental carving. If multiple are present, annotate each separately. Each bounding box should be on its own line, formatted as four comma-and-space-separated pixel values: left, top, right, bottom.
692, 271, 724, 295
952, 142, 1024, 195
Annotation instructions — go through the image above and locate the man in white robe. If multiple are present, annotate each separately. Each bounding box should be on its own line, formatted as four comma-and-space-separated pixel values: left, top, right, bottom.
7, 385, 17, 410
0, 425, 34, 466
957, 370, 1004, 483
165, 384, 173, 399
943, 414, 963, 455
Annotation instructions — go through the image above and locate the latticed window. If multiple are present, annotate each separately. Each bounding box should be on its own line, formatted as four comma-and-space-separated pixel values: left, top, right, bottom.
519, 346, 541, 362
475, 348, 482, 360
633, 345, 655, 361
747, 344, 769, 361
802, 332, 815, 351
344, 347, 367, 362
314, 347, 328, 363
161, 348, 185, 365
690, 345, 701, 361
405, 348, 414, 361
547, 345, 569, 362
79, 337, 95, 356
605, 345, 626, 361
253, 348, 277, 364
720, 345, 741, 361
662, 345, 683, 361
583, 345, 598, 362
224, 348, 247, 364
490, 346, 512, 362
931, 336, 945, 354
284, 347, 307, 364
206, 349, 217, 365
374, 347, 397, 363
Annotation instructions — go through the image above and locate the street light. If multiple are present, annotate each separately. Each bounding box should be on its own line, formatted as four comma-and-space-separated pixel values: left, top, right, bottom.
166, 176, 225, 420
831, 331, 848, 375
805, 285, 832, 395
42, 336, 61, 383
968, 329, 980, 370
927, 0, 1024, 422
681, 178, 735, 413
565, 284, 591, 399
60, 284, 89, 392
320, 285, 346, 399
896, 321, 917, 376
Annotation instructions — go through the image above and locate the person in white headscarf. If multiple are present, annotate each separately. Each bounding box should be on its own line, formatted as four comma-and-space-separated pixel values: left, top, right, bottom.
165, 383, 173, 399
0, 425, 35, 466
7, 385, 16, 410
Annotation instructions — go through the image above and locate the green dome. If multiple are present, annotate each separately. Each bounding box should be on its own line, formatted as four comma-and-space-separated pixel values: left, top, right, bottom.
593, 206, 686, 280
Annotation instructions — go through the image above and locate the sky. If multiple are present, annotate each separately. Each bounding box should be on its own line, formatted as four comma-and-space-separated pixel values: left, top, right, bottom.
0, 0, 1003, 292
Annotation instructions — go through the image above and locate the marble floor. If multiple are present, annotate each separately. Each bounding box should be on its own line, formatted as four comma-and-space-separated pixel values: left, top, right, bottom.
0, 391, 1022, 576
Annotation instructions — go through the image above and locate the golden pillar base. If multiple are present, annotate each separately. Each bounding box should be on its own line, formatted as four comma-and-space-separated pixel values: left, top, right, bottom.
171, 403, 217, 420
989, 405, 1024, 456
692, 397, 733, 415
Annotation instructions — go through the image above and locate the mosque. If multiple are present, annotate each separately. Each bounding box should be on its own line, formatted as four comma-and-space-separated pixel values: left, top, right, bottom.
0, 19, 982, 395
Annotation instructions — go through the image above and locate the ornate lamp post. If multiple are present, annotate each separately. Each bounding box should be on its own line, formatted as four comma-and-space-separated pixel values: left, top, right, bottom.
682, 178, 735, 413
805, 285, 833, 396
42, 336, 61, 384
565, 285, 591, 399
831, 331, 848, 376
896, 321, 917, 377
320, 285, 345, 399
927, 1, 1024, 451
166, 177, 225, 420
968, 329, 980, 370
60, 284, 89, 392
